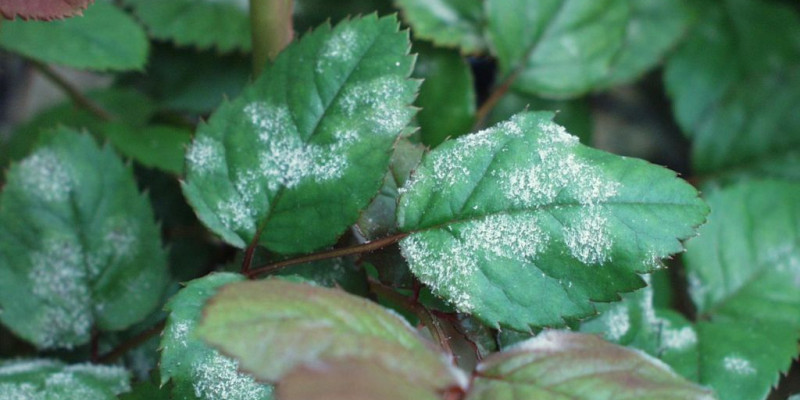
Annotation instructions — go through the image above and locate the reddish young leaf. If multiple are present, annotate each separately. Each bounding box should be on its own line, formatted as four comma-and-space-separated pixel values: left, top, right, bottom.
1, 0, 94, 21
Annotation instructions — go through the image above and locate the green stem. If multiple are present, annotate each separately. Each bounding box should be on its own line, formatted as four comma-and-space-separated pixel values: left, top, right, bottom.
246, 232, 409, 278
249, 0, 294, 77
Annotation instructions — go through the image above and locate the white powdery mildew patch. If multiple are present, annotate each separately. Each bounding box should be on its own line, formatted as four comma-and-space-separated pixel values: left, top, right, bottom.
64, 364, 130, 394
723, 355, 757, 375
661, 326, 697, 351
28, 238, 92, 349
339, 76, 409, 135
245, 102, 353, 191
0, 359, 60, 376
499, 119, 620, 266
604, 305, 630, 341
640, 278, 697, 351
18, 150, 73, 203
563, 208, 614, 265
401, 235, 475, 311
316, 26, 359, 74
87, 218, 139, 277
430, 128, 499, 188
204, 0, 249, 12
45, 372, 106, 400
402, 214, 549, 311
0, 383, 38, 399
187, 136, 225, 175
192, 352, 272, 400
216, 198, 256, 233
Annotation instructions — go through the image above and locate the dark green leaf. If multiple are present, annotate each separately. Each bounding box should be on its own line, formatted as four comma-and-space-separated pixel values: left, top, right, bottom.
101, 123, 192, 174
182, 15, 418, 253
357, 138, 425, 240
681, 180, 800, 399
692, 321, 797, 400
664, 0, 800, 178
685, 181, 800, 326
486, 0, 691, 97
0, 2, 148, 71
275, 256, 369, 296
0, 129, 169, 349
0, 359, 130, 398
579, 279, 700, 380
397, 112, 708, 330
466, 331, 715, 400
414, 42, 476, 147
160, 273, 273, 400
1, 88, 156, 170
397, 0, 487, 54
123, 0, 250, 52
198, 280, 466, 392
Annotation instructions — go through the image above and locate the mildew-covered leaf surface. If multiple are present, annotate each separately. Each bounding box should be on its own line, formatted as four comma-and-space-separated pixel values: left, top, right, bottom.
396, 0, 487, 54
0, 129, 169, 349
0, 2, 148, 71
466, 331, 716, 400
665, 0, 800, 180
160, 273, 274, 400
397, 112, 708, 330
182, 15, 418, 253
0, 359, 130, 399
198, 280, 466, 394
122, 0, 251, 52
486, 0, 691, 97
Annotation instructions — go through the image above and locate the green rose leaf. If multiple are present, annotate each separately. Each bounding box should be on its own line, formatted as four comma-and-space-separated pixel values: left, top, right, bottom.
681, 180, 800, 399
0, 2, 148, 71
123, 0, 250, 53
160, 273, 273, 400
182, 15, 418, 253
664, 0, 800, 179
0, 359, 130, 399
486, 0, 691, 97
414, 42, 476, 147
198, 280, 466, 393
397, 112, 708, 330
466, 331, 715, 400
1, 88, 156, 171
396, 0, 487, 54
101, 123, 192, 175
0, 129, 169, 349
580, 279, 700, 381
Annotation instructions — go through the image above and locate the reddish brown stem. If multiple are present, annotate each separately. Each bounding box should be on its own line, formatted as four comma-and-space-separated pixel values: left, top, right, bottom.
98, 320, 166, 364
473, 70, 520, 131
246, 232, 409, 278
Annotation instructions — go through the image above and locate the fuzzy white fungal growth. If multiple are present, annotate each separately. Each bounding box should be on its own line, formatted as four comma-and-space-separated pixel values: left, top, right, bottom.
0, 360, 60, 376
28, 237, 92, 349
401, 214, 550, 311
0, 383, 38, 399
316, 26, 359, 73
604, 306, 630, 341
564, 208, 614, 265
244, 102, 351, 191
661, 326, 697, 350
339, 76, 409, 134
187, 136, 225, 175
18, 150, 73, 202
192, 352, 272, 400
723, 355, 756, 375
